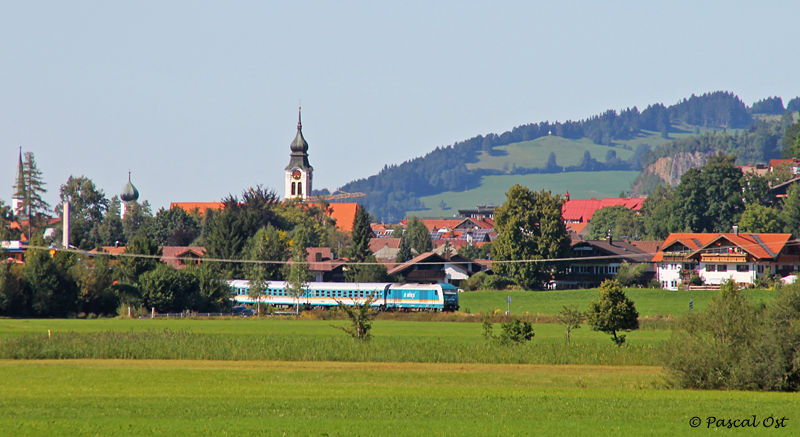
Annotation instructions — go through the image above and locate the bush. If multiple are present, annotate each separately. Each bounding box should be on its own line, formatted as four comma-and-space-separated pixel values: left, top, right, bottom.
661, 279, 800, 391
482, 317, 535, 344
461, 273, 486, 291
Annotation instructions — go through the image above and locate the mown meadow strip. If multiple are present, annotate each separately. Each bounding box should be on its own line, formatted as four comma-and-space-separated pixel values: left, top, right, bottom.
0, 330, 658, 365
2, 359, 796, 437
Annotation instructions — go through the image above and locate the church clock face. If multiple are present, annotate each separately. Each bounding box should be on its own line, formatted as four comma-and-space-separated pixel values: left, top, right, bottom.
292, 170, 301, 180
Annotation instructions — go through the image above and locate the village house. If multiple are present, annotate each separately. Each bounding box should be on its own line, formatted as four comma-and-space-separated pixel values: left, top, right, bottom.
387, 252, 483, 286
652, 230, 800, 290
551, 236, 661, 289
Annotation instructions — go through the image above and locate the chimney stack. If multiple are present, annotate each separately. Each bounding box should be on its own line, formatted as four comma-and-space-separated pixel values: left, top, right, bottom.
733, 225, 739, 236
606, 228, 612, 245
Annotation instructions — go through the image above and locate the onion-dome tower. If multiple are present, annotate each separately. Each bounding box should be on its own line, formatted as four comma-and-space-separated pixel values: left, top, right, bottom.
120, 172, 139, 218
284, 106, 314, 200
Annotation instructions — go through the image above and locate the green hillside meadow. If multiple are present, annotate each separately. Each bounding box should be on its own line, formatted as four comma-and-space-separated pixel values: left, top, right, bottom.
411, 171, 639, 217
466, 136, 635, 170
409, 124, 736, 217
467, 125, 733, 172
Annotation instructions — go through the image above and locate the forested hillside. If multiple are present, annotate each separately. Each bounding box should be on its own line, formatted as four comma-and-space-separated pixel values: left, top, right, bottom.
631, 112, 797, 196
336, 92, 800, 222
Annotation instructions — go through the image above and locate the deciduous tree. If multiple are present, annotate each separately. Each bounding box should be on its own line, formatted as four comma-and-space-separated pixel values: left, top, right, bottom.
586, 279, 639, 346
491, 185, 571, 290
556, 305, 584, 345
55, 176, 109, 249
588, 205, 644, 240
286, 227, 311, 314
739, 203, 784, 234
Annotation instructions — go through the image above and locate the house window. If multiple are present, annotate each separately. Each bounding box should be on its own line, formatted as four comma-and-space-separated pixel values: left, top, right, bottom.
291, 182, 296, 195
297, 182, 303, 196
718, 265, 727, 272
737, 265, 750, 272
706, 265, 716, 272
758, 265, 764, 274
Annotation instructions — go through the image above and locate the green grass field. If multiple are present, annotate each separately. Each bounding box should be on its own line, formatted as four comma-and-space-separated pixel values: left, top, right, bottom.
0, 287, 789, 435
0, 318, 670, 346
458, 288, 779, 318
411, 171, 640, 217
1, 360, 795, 436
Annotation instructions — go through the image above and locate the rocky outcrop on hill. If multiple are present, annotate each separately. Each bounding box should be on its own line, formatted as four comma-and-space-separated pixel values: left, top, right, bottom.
630, 151, 713, 196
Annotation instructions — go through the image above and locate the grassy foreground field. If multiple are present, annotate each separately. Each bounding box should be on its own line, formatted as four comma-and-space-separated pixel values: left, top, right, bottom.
459, 288, 779, 318
1, 360, 796, 436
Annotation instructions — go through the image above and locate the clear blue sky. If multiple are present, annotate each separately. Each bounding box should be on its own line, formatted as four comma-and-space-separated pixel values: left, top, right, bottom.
2, 1, 799, 210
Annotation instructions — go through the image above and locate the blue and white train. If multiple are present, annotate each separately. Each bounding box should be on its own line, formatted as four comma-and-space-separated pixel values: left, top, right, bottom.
228, 280, 460, 312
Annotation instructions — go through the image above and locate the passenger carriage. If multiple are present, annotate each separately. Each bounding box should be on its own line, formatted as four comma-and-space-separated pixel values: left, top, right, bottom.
228, 280, 459, 312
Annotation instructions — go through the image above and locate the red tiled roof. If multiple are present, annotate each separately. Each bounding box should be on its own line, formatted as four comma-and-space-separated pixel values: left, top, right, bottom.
311, 203, 359, 233
561, 198, 645, 223
170, 202, 225, 214
566, 222, 589, 235
769, 159, 800, 170
161, 246, 207, 269
419, 219, 466, 232
369, 238, 401, 253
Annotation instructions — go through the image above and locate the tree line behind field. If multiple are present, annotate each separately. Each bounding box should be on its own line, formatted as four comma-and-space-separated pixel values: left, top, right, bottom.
339, 92, 800, 222
0, 172, 393, 317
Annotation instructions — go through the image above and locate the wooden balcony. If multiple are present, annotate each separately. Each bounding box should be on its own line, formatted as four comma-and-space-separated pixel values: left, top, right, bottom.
700, 254, 747, 263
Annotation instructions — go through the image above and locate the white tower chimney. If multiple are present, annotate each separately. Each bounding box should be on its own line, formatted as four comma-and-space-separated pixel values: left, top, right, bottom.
62, 202, 70, 249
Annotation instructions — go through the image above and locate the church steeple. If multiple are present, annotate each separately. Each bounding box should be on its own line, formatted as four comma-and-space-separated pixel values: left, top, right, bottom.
12, 148, 25, 215
285, 106, 314, 200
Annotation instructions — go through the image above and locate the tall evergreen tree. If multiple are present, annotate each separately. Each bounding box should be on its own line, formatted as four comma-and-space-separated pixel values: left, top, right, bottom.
396, 233, 412, 263
344, 204, 387, 282
17, 152, 50, 235
117, 236, 161, 286
350, 205, 372, 262
405, 216, 432, 255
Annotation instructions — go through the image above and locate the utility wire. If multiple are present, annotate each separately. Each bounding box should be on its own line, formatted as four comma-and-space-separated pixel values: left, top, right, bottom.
19, 237, 800, 267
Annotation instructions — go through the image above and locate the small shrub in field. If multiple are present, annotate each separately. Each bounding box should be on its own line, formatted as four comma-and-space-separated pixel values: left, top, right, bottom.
556, 305, 584, 345
587, 280, 639, 347
332, 297, 377, 340
482, 317, 534, 344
